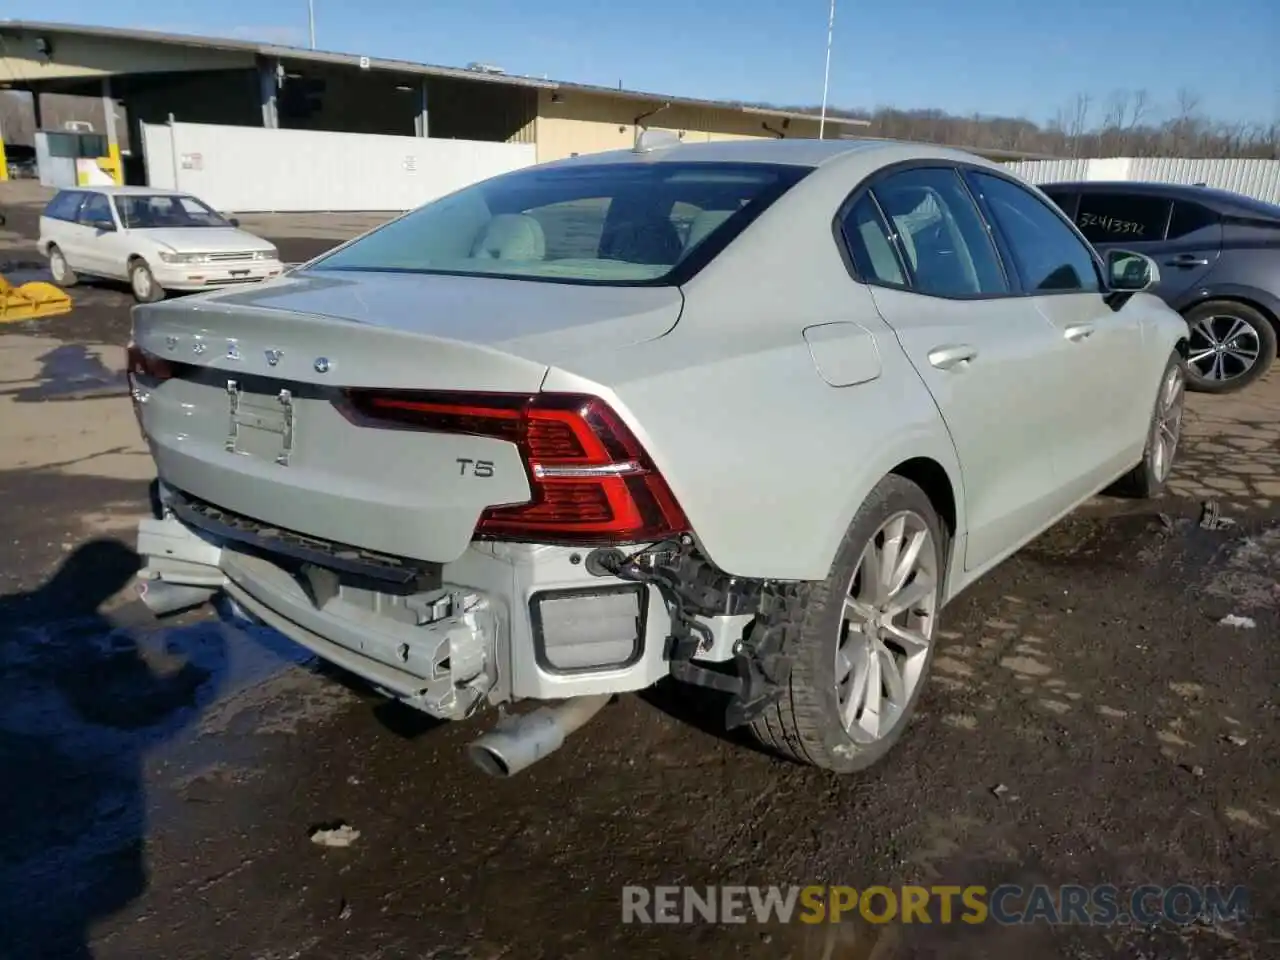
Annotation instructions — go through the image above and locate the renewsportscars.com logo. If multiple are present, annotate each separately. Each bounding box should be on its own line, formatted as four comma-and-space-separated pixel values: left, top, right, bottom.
621, 884, 1249, 926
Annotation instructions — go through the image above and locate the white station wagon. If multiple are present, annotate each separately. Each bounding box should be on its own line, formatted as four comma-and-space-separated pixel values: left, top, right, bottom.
38, 186, 284, 303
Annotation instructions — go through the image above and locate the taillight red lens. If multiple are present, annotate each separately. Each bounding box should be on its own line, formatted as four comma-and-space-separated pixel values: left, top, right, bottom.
343, 390, 690, 544
126, 341, 178, 382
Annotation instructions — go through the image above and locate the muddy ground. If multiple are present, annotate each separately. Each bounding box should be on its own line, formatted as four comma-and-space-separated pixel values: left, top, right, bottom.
1, 186, 1278, 959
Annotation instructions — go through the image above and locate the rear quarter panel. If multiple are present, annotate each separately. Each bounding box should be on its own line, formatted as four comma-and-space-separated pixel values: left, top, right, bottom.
543, 150, 969, 583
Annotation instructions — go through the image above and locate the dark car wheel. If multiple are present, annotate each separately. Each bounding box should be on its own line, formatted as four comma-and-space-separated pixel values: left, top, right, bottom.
1182, 300, 1277, 394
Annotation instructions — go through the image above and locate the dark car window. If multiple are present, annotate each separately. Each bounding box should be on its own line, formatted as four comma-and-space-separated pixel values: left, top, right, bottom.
43, 190, 85, 222
1041, 188, 1079, 219
78, 193, 113, 225
868, 167, 1008, 297
1075, 193, 1171, 244
967, 172, 1101, 293
839, 194, 908, 288
1167, 200, 1219, 240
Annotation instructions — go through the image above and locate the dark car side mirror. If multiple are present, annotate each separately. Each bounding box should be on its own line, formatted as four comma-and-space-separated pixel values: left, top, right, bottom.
90, 218, 116, 233
228, 217, 241, 227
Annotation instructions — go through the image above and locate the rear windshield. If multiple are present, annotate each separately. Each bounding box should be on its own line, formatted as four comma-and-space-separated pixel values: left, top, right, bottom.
310, 161, 811, 285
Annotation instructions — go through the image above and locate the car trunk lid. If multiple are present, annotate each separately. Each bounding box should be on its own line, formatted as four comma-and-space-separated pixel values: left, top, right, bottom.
130, 270, 684, 564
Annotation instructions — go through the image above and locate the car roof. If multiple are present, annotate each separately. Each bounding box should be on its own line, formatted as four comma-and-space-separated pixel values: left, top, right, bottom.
537, 136, 1001, 171
55, 185, 192, 197
1043, 179, 1280, 222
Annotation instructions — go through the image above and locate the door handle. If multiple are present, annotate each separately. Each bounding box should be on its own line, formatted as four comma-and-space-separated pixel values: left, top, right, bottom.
1064, 323, 1095, 342
927, 344, 978, 370
1167, 254, 1209, 267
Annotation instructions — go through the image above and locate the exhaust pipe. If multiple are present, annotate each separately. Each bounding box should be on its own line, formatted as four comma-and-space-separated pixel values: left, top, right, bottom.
467, 694, 611, 778
137, 578, 218, 616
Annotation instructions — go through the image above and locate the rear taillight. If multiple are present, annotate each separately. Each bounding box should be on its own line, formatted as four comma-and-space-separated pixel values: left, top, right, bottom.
342, 390, 690, 544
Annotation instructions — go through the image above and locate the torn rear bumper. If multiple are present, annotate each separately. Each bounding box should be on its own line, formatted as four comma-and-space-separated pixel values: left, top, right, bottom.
134, 498, 678, 717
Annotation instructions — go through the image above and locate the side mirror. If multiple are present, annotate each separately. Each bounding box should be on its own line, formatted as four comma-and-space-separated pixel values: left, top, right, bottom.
1106, 249, 1159, 292
228, 217, 241, 227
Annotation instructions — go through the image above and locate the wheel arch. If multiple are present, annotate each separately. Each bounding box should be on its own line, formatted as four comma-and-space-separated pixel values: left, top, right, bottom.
1175, 287, 1280, 334
816, 443, 967, 590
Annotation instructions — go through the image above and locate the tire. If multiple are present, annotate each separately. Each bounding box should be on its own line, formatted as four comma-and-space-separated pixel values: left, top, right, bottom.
1109, 351, 1186, 499
749, 474, 947, 774
1182, 300, 1277, 394
47, 245, 78, 287
129, 259, 165, 303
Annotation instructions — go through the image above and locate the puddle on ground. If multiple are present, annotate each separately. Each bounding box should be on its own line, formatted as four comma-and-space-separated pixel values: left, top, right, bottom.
9, 343, 128, 402
0, 259, 53, 284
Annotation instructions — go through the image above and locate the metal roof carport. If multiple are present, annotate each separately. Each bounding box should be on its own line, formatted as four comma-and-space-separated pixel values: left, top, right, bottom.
0, 22, 883, 185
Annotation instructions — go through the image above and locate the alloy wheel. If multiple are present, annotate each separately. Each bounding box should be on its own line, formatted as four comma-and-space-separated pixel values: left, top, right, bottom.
836, 510, 939, 744
1187, 315, 1261, 383
1151, 362, 1186, 483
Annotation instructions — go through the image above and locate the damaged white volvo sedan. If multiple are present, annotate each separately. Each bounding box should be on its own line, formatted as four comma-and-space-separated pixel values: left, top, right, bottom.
129, 135, 1189, 776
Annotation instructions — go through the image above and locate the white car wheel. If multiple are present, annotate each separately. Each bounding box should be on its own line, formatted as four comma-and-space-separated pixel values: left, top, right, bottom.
48, 246, 78, 287
749, 474, 947, 773
130, 260, 165, 303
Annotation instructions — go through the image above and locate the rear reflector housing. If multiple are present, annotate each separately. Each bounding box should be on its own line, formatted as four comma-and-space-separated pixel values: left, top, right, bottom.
530, 585, 647, 673
341, 390, 690, 545
126, 342, 189, 383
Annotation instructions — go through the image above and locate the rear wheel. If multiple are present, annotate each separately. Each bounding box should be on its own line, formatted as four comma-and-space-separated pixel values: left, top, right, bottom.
129, 259, 165, 303
749, 474, 946, 773
48, 245, 78, 287
1182, 300, 1276, 394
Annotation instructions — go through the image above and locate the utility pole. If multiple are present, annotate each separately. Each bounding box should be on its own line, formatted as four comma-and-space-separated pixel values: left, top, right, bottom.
819, 0, 836, 139
308, 0, 316, 49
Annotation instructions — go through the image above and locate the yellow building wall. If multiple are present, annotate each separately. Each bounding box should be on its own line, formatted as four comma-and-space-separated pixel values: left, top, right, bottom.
0, 32, 253, 81
534, 89, 827, 162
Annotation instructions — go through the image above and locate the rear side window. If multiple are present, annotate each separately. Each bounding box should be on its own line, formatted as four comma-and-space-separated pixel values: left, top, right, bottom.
43, 191, 84, 222
312, 161, 812, 286
1167, 201, 1219, 240
839, 194, 908, 288
867, 167, 1008, 297
1075, 193, 1171, 243
968, 172, 1101, 293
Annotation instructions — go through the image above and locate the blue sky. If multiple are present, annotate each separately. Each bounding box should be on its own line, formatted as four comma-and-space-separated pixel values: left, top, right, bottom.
13, 0, 1279, 127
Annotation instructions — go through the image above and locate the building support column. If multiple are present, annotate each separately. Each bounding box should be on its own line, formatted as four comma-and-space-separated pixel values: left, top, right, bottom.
260, 58, 280, 129
414, 78, 429, 137
101, 76, 123, 184
31, 90, 44, 132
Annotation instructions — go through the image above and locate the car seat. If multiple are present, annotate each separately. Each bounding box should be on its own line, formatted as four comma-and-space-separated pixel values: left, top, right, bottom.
470, 214, 547, 261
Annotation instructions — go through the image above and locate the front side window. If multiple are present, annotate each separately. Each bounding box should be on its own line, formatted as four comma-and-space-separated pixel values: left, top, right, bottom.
311, 161, 811, 285
968, 172, 1101, 293
868, 167, 1008, 297
1074, 193, 1171, 244
114, 194, 229, 229
78, 193, 114, 226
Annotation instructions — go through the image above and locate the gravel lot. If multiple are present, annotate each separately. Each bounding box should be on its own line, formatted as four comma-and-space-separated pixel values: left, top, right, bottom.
1, 182, 1278, 960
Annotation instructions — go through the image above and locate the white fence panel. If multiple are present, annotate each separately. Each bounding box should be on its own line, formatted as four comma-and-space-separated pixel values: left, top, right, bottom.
141, 122, 536, 212
1004, 158, 1090, 183
1005, 157, 1280, 205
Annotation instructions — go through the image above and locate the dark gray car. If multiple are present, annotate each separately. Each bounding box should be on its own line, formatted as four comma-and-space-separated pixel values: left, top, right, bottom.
1042, 180, 1280, 393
